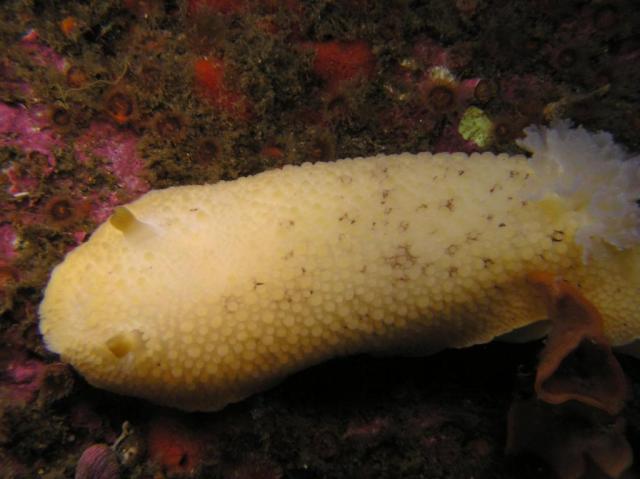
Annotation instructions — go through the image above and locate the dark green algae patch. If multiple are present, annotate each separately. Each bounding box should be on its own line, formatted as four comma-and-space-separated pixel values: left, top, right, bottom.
1, 0, 640, 478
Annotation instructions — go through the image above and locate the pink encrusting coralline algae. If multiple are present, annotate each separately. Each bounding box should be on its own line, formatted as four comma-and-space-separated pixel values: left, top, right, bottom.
0, 353, 47, 404
20, 28, 68, 72
74, 122, 150, 198
0, 103, 60, 195
0, 223, 18, 264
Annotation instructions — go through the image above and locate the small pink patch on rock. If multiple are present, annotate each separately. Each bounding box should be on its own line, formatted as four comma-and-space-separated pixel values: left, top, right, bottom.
20, 29, 68, 72
86, 191, 124, 224
0, 353, 47, 404
0, 224, 18, 263
0, 103, 61, 194
75, 122, 150, 196
72, 230, 88, 244
457, 78, 482, 104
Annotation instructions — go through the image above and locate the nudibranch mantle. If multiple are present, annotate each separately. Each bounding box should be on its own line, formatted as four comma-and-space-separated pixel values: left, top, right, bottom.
39, 122, 640, 411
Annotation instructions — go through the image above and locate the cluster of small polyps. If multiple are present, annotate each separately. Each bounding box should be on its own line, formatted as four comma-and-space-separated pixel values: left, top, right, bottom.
39, 123, 640, 411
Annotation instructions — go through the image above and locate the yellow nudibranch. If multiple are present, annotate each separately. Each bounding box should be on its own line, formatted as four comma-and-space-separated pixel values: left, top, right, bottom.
39, 122, 640, 411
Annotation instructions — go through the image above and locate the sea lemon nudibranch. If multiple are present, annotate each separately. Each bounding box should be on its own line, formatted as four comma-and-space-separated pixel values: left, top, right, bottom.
38, 122, 640, 411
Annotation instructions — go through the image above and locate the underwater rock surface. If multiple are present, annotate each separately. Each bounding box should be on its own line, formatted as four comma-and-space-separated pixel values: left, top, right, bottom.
2, 0, 640, 478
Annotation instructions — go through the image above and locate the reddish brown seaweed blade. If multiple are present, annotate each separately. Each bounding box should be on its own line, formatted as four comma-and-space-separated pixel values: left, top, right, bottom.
528, 272, 630, 415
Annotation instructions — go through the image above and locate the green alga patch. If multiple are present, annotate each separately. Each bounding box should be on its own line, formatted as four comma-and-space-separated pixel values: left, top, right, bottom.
459, 106, 493, 148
